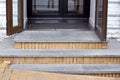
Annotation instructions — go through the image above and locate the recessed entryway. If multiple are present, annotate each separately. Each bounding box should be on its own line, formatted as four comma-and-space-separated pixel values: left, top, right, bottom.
6, 0, 108, 43
27, 0, 91, 31
28, 0, 90, 18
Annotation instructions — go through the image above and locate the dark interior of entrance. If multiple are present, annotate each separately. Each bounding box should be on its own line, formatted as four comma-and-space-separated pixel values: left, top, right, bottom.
27, 0, 91, 30
6, 0, 107, 41
27, 0, 90, 18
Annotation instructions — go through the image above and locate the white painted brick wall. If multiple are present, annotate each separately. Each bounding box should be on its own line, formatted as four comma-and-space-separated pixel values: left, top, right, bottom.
0, 0, 7, 42
0, 0, 6, 28
107, 0, 120, 40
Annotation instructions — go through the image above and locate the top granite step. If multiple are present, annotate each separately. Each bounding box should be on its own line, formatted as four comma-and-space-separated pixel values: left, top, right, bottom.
14, 31, 101, 42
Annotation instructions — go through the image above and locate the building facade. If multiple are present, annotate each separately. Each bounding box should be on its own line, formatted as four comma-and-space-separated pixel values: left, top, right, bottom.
0, 0, 120, 41
0, 0, 120, 77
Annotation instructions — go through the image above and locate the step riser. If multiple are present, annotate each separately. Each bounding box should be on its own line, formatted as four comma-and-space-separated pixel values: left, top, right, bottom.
14, 42, 108, 49
86, 74, 120, 78
1, 57, 120, 64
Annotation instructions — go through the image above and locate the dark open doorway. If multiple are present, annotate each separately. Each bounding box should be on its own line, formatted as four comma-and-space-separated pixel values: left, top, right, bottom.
27, 18, 91, 31
6, 0, 108, 41
27, 0, 90, 18
27, 0, 91, 31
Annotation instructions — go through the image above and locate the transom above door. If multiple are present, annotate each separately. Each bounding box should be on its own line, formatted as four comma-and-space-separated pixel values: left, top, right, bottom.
27, 0, 90, 18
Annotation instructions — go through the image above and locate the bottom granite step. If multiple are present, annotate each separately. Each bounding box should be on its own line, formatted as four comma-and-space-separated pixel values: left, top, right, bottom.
10, 64, 120, 78
1, 61, 119, 80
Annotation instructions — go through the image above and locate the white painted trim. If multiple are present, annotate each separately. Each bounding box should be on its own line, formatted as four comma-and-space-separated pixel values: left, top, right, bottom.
89, 17, 95, 29
24, 17, 28, 29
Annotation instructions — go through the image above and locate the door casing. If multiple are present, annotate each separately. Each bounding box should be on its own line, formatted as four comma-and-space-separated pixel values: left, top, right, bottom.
6, 0, 24, 35
95, 0, 108, 41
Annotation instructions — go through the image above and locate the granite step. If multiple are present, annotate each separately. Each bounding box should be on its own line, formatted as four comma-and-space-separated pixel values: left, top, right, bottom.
0, 49, 120, 64
0, 49, 120, 58
13, 31, 108, 49
14, 31, 100, 42
10, 64, 120, 74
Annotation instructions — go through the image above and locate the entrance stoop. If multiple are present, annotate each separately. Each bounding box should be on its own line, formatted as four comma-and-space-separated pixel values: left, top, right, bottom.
0, 38, 120, 78
14, 31, 108, 49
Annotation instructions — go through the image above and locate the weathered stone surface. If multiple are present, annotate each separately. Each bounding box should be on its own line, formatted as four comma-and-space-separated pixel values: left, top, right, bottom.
1, 61, 120, 80
10, 64, 120, 74
14, 31, 100, 42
